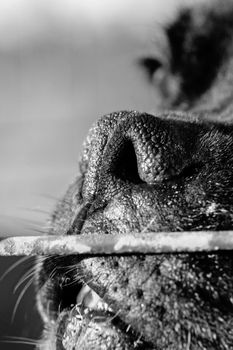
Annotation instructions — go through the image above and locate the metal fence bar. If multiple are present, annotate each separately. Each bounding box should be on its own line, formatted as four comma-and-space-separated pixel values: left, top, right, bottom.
0, 230, 232, 256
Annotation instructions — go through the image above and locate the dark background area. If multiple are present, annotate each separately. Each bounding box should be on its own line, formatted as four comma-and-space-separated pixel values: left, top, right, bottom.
0, 257, 42, 349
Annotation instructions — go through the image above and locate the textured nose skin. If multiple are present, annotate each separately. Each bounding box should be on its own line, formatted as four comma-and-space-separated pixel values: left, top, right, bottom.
80, 110, 201, 204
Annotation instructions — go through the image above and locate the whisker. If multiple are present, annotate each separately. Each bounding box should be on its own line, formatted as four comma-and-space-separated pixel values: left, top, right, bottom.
49, 266, 58, 280
0, 214, 41, 226
18, 207, 50, 215
1, 336, 39, 346
31, 228, 49, 234
14, 268, 36, 293
0, 256, 32, 281
12, 277, 34, 323
134, 333, 143, 347
141, 216, 156, 234
37, 193, 59, 201
25, 219, 46, 226
64, 274, 85, 287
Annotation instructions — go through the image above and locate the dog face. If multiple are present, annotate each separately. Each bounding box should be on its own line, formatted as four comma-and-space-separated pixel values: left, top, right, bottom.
36, 2, 233, 349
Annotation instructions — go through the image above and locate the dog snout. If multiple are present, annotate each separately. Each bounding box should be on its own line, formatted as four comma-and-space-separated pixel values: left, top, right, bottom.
80, 111, 201, 205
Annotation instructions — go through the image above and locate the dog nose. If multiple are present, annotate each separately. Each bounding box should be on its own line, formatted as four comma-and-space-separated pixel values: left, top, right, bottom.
80, 111, 198, 203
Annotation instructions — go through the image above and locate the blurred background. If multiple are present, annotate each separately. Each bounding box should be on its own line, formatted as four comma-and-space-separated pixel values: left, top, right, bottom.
0, 0, 205, 348
0, 0, 180, 237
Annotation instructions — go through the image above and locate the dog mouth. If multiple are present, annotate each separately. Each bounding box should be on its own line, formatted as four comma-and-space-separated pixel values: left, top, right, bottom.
39, 252, 233, 350
61, 286, 114, 350
56, 284, 153, 350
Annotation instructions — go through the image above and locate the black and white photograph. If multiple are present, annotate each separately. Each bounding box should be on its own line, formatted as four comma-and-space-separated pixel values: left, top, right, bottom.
1, 0, 233, 349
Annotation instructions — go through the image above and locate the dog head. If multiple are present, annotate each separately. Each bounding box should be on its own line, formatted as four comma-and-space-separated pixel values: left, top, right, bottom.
36, 2, 233, 349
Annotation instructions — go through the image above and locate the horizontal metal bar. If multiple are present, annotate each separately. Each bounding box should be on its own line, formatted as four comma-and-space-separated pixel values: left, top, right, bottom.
0, 231, 232, 256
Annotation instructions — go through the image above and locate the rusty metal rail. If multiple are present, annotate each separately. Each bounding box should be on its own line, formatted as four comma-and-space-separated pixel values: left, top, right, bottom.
0, 230, 232, 256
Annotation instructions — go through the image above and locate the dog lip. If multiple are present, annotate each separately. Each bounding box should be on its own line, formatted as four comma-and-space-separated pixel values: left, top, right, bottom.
60, 303, 154, 350
61, 305, 115, 350
76, 284, 113, 313
58, 286, 155, 350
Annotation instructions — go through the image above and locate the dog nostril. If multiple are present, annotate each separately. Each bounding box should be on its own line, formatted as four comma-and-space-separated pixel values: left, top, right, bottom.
111, 139, 145, 185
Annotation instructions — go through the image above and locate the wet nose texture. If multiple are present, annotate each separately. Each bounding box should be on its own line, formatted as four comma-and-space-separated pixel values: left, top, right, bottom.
80, 111, 202, 204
